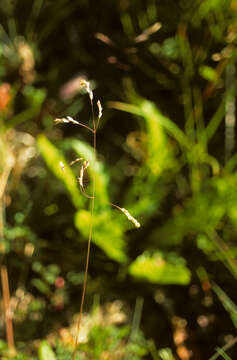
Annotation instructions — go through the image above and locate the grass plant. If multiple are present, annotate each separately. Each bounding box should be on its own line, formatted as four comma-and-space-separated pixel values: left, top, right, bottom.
53, 80, 140, 359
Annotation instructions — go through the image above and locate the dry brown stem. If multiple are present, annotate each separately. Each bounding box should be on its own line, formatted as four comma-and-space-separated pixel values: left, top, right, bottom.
0, 145, 15, 354
0, 265, 15, 355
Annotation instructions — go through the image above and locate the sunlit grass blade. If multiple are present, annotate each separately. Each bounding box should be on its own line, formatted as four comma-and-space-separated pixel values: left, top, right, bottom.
212, 283, 237, 329
215, 348, 232, 360
109, 99, 191, 149
6, 87, 46, 129
129, 252, 191, 285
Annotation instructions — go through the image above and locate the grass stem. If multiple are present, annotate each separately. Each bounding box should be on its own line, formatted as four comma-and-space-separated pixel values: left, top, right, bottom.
72, 90, 97, 360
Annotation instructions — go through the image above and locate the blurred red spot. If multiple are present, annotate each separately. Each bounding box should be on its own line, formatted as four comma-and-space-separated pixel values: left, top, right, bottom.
0, 83, 11, 111
55, 276, 65, 288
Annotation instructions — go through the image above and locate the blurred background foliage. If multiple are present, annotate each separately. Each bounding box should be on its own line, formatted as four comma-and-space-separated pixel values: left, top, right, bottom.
0, 0, 237, 359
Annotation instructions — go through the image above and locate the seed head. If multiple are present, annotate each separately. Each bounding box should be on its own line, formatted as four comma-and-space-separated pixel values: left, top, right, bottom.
54, 117, 70, 124
78, 160, 90, 189
54, 116, 80, 125
120, 208, 141, 228
80, 79, 93, 101
97, 100, 103, 119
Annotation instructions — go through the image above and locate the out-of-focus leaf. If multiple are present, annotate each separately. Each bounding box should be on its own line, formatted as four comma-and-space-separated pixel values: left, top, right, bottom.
199, 0, 229, 19
204, 100, 225, 143
38, 341, 56, 360
225, 151, 237, 172
110, 99, 190, 150
0, 340, 7, 352
135, 100, 171, 175
158, 348, 175, 360
213, 284, 237, 328
161, 37, 179, 59
37, 135, 83, 208
74, 209, 127, 263
152, 182, 226, 246
197, 234, 215, 254
7, 86, 46, 128
110, 97, 183, 218
215, 348, 232, 360
31, 278, 51, 296
129, 252, 191, 285
199, 65, 218, 82
152, 174, 237, 249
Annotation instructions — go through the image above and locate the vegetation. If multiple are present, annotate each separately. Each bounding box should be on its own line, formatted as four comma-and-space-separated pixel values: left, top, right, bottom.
0, 0, 237, 359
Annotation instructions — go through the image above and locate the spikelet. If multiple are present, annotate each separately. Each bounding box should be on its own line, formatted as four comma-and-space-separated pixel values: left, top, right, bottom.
120, 208, 141, 228
97, 100, 103, 119
80, 79, 93, 101
54, 116, 79, 125
78, 160, 90, 190
97, 100, 103, 128
54, 115, 93, 132
134, 22, 162, 43
78, 165, 84, 189
66, 116, 80, 124
54, 117, 70, 124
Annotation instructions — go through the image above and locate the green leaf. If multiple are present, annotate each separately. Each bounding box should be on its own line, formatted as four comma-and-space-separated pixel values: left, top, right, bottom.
110, 97, 184, 218
151, 177, 233, 247
215, 348, 232, 360
31, 278, 51, 296
0, 340, 7, 352
74, 209, 127, 263
213, 284, 237, 328
38, 341, 56, 360
110, 99, 190, 150
199, 0, 229, 19
137, 100, 171, 175
158, 348, 175, 360
205, 100, 225, 143
37, 135, 83, 208
129, 252, 191, 285
199, 66, 218, 82
7, 86, 46, 129
197, 234, 215, 254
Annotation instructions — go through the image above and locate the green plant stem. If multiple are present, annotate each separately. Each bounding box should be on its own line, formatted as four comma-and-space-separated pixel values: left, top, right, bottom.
210, 230, 237, 278
209, 336, 237, 360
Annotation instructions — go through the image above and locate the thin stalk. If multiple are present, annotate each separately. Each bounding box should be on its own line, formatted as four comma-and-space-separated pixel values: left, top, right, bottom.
0, 146, 15, 354
72, 96, 96, 360
56, 84, 139, 359
1, 264, 15, 354
73, 121, 94, 133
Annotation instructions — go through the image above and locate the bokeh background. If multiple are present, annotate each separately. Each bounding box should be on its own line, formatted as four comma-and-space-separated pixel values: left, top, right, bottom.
0, 1, 237, 359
